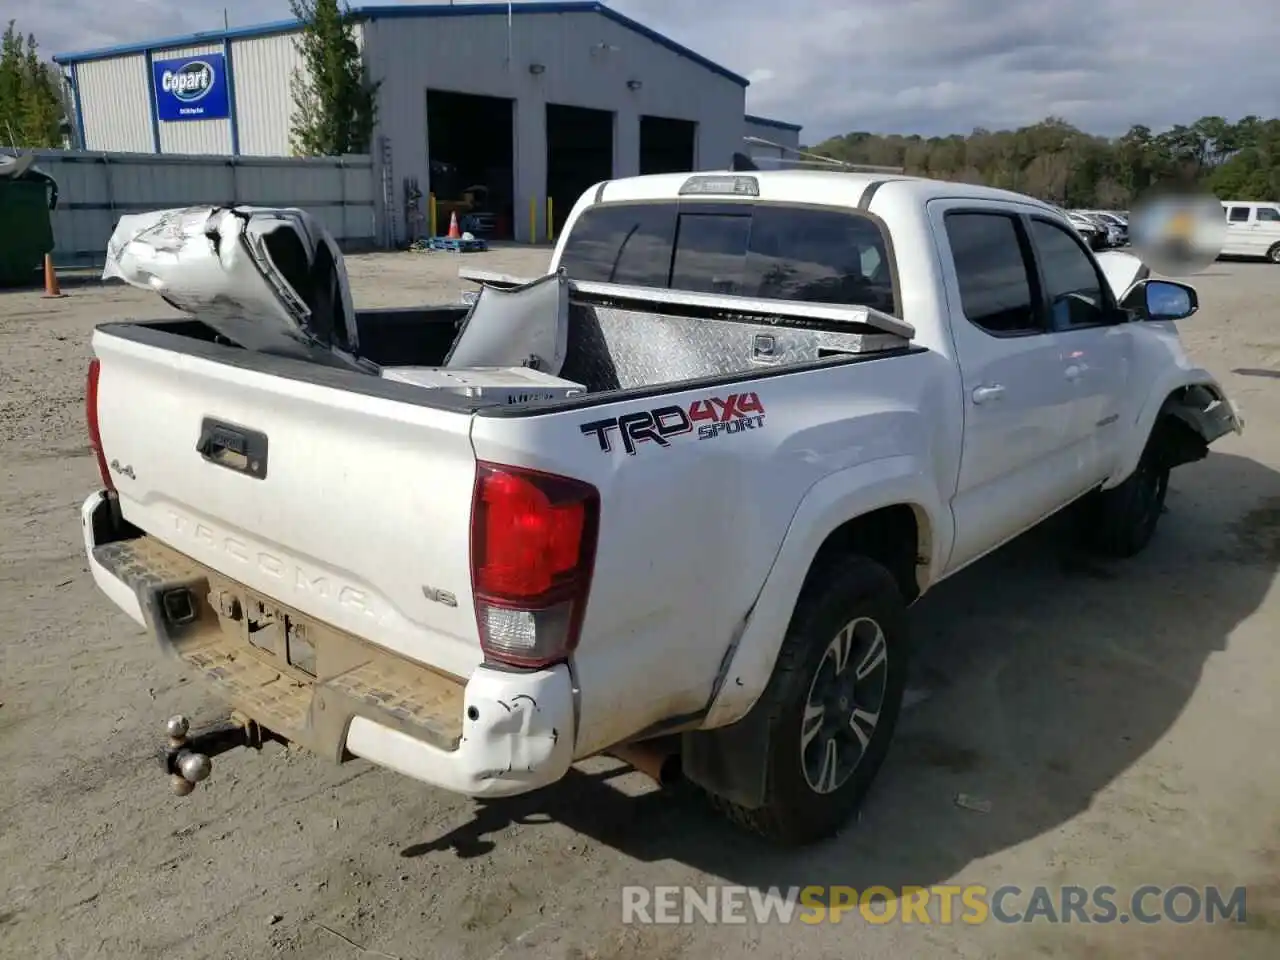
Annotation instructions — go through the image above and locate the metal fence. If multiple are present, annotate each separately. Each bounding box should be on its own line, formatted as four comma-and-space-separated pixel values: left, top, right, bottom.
4, 149, 382, 269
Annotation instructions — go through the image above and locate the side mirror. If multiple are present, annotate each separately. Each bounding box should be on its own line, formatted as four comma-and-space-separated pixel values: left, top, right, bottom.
1121, 278, 1198, 321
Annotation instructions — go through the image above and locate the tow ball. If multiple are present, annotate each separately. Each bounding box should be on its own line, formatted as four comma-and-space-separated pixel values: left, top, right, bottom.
161, 713, 275, 797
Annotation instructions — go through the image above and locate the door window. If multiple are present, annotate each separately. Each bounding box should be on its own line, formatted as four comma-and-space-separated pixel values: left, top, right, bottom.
1257, 207, 1280, 223
943, 212, 1041, 335
1028, 218, 1111, 328
1228, 206, 1252, 223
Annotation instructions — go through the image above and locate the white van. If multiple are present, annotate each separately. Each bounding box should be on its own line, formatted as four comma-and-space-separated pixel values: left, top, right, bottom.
1221, 201, 1280, 262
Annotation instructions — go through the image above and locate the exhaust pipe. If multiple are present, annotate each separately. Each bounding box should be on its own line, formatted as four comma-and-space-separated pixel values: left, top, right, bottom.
609, 739, 682, 788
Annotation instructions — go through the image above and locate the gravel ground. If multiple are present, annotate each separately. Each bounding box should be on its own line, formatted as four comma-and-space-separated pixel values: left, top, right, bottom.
1, 247, 1279, 959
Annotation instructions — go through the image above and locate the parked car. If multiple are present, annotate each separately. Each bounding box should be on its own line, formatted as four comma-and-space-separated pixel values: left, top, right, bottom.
1075, 211, 1124, 248
82, 170, 1242, 845
1221, 201, 1280, 263
1067, 211, 1109, 250
1087, 211, 1130, 246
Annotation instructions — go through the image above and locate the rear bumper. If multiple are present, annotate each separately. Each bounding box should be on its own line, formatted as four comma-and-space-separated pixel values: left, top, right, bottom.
80, 490, 575, 798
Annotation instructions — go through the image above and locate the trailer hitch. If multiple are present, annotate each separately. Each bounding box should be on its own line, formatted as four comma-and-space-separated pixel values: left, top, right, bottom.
161, 713, 280, 796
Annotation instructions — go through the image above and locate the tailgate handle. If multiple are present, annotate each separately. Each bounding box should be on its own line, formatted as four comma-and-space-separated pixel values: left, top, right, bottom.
196, 418, 268, 480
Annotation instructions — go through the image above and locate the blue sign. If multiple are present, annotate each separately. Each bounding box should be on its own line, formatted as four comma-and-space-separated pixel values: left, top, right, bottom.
152, 53, 230, 122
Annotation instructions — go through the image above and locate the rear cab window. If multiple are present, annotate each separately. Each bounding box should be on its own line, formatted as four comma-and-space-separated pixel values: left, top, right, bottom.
557, 201, 898, 315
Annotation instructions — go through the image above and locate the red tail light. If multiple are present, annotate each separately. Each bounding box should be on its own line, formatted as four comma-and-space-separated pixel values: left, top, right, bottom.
86, 358, 114, 492
470, 461, 599, 669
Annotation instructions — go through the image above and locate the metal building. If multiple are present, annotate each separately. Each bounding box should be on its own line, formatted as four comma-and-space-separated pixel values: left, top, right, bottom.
744, 114, 803, 160
53, 2, 802, 243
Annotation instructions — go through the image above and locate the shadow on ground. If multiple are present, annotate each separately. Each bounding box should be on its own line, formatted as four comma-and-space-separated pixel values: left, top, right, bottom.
403, 451, 1279, 896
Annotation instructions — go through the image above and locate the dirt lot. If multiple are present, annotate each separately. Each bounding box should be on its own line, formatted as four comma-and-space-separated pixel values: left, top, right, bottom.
2, 247, 1279, 959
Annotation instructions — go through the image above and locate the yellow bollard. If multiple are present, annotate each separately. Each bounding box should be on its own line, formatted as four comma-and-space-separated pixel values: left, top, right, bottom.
546, 197, 554, 243
428, 193, 437, 238
529, 196, 537, 244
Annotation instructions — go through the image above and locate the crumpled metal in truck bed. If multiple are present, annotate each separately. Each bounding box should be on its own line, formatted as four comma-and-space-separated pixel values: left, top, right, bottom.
103, 205, 373, 371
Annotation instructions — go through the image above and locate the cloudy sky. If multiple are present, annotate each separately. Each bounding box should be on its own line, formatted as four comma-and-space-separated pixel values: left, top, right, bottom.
33, 0, 1280, 141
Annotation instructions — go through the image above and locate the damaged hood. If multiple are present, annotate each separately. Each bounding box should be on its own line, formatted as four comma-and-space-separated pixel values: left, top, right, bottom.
1095, 249, 1149, 301
103, 205, 371, 371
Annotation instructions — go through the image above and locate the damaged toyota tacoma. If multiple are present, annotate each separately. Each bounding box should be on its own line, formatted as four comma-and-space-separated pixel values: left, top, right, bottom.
82, 171, 1242, 845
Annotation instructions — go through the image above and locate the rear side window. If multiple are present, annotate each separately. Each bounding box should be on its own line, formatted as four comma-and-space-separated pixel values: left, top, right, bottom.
1228, 206, 1251, 223
558, 201, 896, 313
944, 212, 1040, 335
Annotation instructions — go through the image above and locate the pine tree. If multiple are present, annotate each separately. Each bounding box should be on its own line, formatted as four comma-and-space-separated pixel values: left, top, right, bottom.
289, 0, 379, 157
20, 35, 63, 146
0, 21, 64, 148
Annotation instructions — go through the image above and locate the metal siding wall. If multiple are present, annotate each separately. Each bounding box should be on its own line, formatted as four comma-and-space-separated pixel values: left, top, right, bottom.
231, 34, 302, 156
75, 55, 153, 152
231, 26, 364, 157
744, 119, 800, 154
9, 149, 380, 268
363, 10, 744, 243
153, 44, 232, 154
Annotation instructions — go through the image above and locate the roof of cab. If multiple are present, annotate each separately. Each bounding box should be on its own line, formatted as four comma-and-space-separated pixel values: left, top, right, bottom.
595, 169, 1057, 212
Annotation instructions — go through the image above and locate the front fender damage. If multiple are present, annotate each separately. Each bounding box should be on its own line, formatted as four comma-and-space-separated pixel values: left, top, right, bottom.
1153, 383, 1243, 470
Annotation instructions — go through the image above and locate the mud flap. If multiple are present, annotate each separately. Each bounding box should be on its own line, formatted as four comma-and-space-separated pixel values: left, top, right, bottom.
682, 713, 772, 809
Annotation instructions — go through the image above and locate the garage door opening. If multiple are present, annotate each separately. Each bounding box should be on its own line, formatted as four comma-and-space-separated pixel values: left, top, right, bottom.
426, 90, 514, 240
640, 116, 696, 175
546, 104, 613, 237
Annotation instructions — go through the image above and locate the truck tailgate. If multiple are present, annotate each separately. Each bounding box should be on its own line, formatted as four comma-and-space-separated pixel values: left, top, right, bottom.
92, 328, 483, 679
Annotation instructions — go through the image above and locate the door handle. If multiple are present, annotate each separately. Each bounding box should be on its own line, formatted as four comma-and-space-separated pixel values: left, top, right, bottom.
971, 384, 1005, 404
1064, 364, 1082, 381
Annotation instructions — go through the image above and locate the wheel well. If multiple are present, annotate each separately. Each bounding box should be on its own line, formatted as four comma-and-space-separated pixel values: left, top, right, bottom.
1148, 386, 1223, 471
804, 505, 922, 605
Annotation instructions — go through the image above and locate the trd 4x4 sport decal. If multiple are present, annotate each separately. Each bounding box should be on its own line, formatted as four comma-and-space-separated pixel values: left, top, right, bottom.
580, 392, 766, 456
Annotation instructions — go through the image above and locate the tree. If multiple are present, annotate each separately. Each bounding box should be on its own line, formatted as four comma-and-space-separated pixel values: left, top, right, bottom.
288, 0, 379, 157
0, 21, 64, 148
808, 113, 1280, 207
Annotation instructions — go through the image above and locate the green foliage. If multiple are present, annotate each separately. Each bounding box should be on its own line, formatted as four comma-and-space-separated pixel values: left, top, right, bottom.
0, 21, 65, 148
289, 0, 380, 157
810, 115, 1280, 204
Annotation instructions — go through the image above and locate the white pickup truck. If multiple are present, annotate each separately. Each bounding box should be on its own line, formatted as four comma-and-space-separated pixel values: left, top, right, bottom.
82, 169, 1242, 845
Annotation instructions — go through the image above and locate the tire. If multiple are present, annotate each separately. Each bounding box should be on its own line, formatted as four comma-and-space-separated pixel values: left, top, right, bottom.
1267, 243, 1280, 265
1082, 450, 1170, 558
710, 557, 909, 845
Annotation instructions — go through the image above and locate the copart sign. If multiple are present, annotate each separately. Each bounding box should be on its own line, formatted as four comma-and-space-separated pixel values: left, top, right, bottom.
580, 391, 766, 456
152, 54, 230, 122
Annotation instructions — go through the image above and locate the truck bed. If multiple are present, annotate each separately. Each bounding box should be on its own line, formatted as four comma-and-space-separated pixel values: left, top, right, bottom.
116, 280, 915, 414
141, 303, 470, 370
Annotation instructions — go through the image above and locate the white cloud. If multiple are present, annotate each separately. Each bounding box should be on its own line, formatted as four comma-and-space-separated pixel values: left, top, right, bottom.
32, 0, 1280, 140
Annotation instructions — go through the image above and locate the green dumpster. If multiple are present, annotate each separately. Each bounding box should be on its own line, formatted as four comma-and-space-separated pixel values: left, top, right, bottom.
0, 154, 59, 287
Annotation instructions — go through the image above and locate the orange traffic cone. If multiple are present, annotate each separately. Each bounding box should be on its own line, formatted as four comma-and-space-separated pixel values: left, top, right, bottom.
41, 253, 66, 299
447, 211, 461, 239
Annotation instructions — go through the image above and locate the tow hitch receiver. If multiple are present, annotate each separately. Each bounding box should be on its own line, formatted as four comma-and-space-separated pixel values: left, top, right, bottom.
161, 713, 280, 796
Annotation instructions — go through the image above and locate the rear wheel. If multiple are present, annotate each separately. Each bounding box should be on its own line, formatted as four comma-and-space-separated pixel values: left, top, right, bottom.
1267, 243, 1280, 264
710, 558, 909, 845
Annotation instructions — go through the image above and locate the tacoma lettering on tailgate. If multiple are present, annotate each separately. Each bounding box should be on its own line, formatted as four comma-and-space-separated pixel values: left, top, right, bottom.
580, 392, 766, 456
